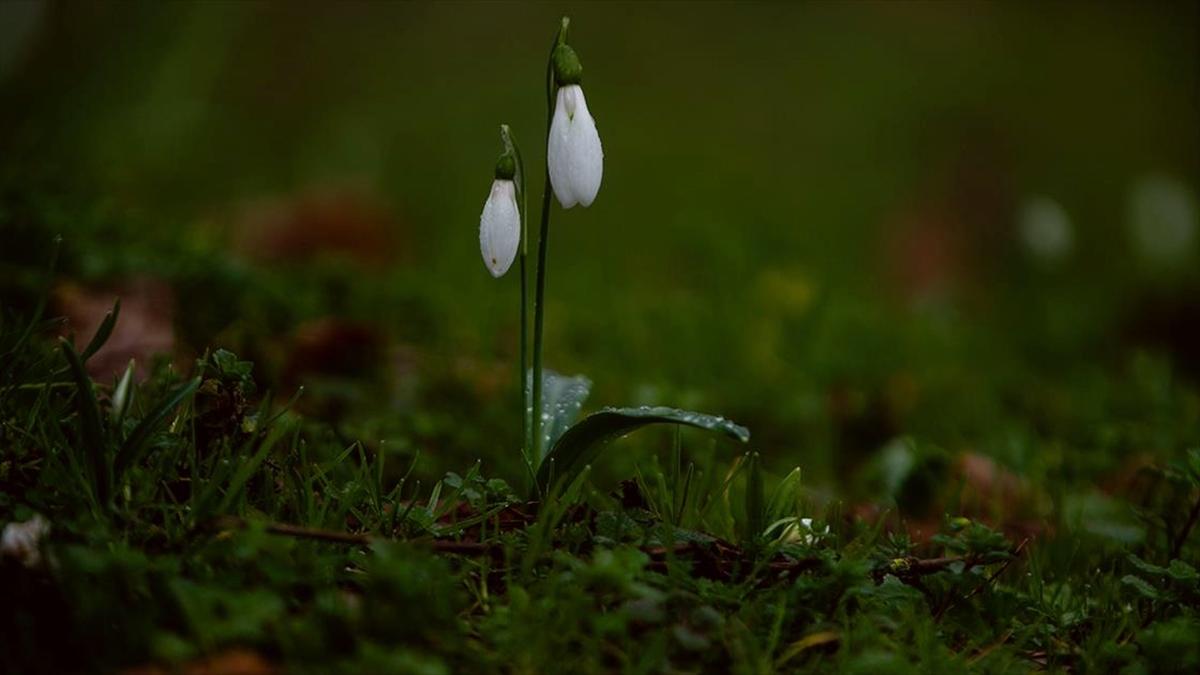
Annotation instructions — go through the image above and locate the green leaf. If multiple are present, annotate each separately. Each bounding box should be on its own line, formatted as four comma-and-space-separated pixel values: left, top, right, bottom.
1122, 574, 1161, 601
1167, 559, 1199, 584
210, 348, 254, 387
211, 423, 291, 517
745, 452, 765, 542
1128, 554, 1168, 577
114, 376, 201, 479
80, 299, 119, 363
1186, 447, 1200, 484
537, 406, 750, 493
766, 465, 803, 523
529, 369, 591, 460
60, 338, 111, 506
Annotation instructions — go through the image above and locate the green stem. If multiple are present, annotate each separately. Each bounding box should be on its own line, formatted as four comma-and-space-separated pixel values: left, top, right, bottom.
520, 233, 529, 451
531, 173, 551, 479
531, 19, 569, 495
500, 124, 534, 490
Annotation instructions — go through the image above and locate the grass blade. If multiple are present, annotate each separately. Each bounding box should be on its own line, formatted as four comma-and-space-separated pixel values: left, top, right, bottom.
745, 452, 764, 544
60, 338, 111, 506
80, 299, 120, 363
114, 376, 201, 479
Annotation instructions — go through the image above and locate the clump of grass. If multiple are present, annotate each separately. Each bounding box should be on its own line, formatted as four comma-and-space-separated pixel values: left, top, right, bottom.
3, 261, 1199, 673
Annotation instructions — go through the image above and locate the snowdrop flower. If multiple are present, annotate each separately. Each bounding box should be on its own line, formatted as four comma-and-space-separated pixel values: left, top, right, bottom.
2, 514, 50, 568
479, 157, 520, 278
1018, 195, 1073, 263
547, 45, 603, 209
1129, 174, 1196, 266
782, 518, 830, 546
766, 516, 830, 546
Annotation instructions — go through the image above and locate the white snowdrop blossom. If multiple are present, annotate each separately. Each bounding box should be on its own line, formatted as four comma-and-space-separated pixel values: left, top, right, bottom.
547, 84, 603, 209
479, 179, 521, 278
2, 514, 50, 568
1129, 174, 1197, 265
1018, 196, 1073, 263
781, 518, 830, 546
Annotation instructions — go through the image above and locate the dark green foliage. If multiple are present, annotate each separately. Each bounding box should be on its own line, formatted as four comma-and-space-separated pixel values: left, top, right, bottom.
2, 310, 1199, 672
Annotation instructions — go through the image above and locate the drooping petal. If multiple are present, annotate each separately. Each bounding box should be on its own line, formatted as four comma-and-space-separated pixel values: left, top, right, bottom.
547, 89, 578, 208
479, 179, 520, 277
548, 84, 603, 209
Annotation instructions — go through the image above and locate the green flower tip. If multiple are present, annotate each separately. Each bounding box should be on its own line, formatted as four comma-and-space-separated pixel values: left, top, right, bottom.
552, 44, 583, 86
494, 152, 516, 180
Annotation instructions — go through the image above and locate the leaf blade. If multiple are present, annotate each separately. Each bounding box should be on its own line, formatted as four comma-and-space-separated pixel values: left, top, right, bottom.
537, 406, 749, 493
60, 338, 111, 506
529, 369, 591, 461
80, 299, 120, 363
114, 376, 201, 479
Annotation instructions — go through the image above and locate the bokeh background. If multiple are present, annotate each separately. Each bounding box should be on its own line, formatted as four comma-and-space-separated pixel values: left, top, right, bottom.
2, 1, 1197, 511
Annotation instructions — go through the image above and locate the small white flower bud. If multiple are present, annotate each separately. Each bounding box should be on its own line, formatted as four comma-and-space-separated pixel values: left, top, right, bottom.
480, 179, 520, 277
2, 514, 50, 568
1018, 196, 1073, 263
548, 84, 603, 209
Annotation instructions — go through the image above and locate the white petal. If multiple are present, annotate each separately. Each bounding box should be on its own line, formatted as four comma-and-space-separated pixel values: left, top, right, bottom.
547, 88, 578, 208
479, 179, 520, 277
1, 514, 50, 568
548, 85, 603, 209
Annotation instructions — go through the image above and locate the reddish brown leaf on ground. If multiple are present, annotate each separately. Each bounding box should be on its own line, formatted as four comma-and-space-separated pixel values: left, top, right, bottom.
55, 277, 176, 382
232, 185, 403, 267
122, 649, 277, 675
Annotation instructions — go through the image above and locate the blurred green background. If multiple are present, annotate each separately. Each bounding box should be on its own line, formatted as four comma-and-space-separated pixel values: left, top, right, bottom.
1, 0, 1197, 493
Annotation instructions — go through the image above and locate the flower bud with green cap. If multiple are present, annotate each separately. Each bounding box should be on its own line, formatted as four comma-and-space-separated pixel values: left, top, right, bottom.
552, 44, 583, 86
547, 40, 602, 209
480, 146, 521, 278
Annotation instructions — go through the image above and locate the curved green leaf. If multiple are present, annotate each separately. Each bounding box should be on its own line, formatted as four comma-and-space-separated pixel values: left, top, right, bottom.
529, 369, 591, 461
60, 338, 111, 505
114, 376, 201, 478
80, 299, 120, 363
537, 406, 749, 493
745, 452, 765, 542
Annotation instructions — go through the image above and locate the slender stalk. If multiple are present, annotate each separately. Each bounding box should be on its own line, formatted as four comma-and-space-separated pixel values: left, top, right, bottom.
530, 19, 569, 493
531, 173, 552, 475
520, 227, 531, 479
502, 124, 533, 482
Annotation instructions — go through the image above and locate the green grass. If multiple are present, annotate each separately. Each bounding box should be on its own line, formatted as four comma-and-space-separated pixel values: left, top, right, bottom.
2, 271, 1199, 673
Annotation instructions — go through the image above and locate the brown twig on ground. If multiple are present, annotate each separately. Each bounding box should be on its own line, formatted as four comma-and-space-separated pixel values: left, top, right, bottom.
874, 556, 971, 582
209, 516, 501, 555
211, 516, 374, 546
209, 516, 1027, 592
932, 538, 1030, 621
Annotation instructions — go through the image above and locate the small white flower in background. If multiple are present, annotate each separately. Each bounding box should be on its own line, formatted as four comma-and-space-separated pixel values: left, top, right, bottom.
789, 518, 831, 546
1129, 174, 1197, 266
1018, 196, 1073, 263
2, 514, 50, 568
769, 516, 830, 546
479, 178, 520, 278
